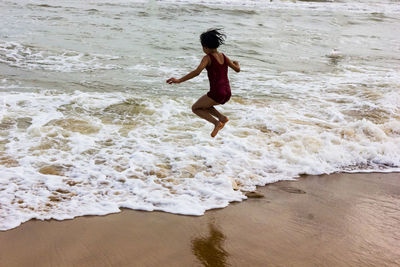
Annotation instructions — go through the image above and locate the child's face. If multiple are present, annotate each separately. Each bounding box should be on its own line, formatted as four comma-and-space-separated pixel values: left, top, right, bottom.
202, 46, 210, 54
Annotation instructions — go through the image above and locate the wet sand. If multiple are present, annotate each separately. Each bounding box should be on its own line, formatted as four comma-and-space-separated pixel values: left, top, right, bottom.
1, 172, 399, 266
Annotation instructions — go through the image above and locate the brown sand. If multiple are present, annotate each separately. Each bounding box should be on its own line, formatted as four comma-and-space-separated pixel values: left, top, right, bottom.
0, 172, 399, 266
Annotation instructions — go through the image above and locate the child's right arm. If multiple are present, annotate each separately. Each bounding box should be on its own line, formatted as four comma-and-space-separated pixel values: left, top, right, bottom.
227, 58, 240, 73
166, 56, 210, 84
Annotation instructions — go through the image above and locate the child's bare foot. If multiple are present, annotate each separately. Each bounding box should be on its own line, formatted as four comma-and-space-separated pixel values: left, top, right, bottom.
211, 122, 224, 138
219, 116, 229, 130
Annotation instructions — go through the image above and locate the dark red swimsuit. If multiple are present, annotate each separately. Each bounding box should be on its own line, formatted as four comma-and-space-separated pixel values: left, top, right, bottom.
206, 53, 231, 105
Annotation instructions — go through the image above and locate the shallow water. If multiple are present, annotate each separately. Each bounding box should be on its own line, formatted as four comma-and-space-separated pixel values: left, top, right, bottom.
0, 0, 399, 230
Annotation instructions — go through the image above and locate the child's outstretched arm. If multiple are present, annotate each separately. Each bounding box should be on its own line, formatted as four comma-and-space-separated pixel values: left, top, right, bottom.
166, 56, 210, 84
227, 57, 240, 72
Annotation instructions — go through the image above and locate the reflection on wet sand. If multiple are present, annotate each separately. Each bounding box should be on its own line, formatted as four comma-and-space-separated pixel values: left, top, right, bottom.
191, 223, 228, 267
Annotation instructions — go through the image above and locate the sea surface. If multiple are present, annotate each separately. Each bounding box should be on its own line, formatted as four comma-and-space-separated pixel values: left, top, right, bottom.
1, 0, 399, 230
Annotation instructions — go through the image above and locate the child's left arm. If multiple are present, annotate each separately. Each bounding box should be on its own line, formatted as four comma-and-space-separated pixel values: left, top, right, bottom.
166, 56, 210, 84
227, 57, 240, 73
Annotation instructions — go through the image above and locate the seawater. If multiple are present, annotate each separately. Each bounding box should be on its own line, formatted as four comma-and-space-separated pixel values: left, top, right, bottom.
1, 0, 399, 230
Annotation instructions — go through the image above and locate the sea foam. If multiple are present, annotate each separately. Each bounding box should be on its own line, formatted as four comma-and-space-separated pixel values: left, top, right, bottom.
0, 41, 120, 72
0, 88, 399, 230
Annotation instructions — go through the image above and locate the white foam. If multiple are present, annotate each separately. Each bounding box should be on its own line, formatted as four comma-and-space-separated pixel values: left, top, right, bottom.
0, 41, 120, 72
0, 87, 399, 230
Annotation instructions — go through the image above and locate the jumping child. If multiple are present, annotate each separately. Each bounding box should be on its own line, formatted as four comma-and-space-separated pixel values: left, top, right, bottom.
166, 29, 240, 137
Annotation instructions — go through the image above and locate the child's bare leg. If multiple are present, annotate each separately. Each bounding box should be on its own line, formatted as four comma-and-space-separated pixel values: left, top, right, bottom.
207, 107, 228, 132
208, 107, 229, 123
192, 108, 218, 125
192, 95, 224, 137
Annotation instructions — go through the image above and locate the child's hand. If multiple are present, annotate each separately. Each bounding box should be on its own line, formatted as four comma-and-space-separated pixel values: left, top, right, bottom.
166, 78, 180, 84
229, 60, 240, 72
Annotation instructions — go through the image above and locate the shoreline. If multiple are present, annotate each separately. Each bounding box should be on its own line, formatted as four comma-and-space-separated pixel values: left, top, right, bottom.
1, 172, 399, 266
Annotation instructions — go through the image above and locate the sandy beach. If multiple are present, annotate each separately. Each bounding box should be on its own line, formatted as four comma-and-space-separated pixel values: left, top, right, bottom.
1, 172, 399, 266
1, 1, 399, 266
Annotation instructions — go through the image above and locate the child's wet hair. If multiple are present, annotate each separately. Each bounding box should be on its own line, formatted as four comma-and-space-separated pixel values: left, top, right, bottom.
200, 28, 226, 49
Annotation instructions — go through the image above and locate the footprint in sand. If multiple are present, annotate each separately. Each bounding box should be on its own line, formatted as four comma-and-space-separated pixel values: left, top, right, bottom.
245, 191, 264, 198
279, 186, 306, 194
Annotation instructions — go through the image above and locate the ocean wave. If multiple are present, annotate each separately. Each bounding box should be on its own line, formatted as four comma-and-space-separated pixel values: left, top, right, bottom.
0, 41, 120, 72
0, 90, 399, 231
153, 0, 400, 14
20, 0, 400, 15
